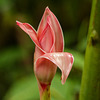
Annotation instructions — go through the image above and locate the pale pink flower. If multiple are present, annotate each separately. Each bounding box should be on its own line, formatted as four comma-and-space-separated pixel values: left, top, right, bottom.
16, 7, 74, 86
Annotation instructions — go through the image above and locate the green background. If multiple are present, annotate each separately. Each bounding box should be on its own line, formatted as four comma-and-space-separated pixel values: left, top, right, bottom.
0, 0, 92, 100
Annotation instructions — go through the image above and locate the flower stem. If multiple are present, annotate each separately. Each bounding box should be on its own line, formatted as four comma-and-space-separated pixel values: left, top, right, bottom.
79, 0, 100, 100
40, 85, 51, 100
38, 82, 51, 100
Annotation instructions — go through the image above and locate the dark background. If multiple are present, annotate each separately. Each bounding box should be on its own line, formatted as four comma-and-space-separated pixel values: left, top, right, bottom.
0, 0, 92, 100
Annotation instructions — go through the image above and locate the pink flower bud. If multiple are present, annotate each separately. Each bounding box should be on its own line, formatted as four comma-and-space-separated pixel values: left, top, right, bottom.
16, 7, 74, 86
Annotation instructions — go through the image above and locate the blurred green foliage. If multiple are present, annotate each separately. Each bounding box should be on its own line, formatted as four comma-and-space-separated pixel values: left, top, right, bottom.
3, 74, 81, 100
0, 0, 92, 100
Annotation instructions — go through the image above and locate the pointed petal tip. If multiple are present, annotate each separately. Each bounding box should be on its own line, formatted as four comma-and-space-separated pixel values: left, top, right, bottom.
61, 74, 67, 85
45, 6, 50, 11
46, 6, 49, 9
16, 20, 21, 26
61, 81, 64, 85
61, 77, 64, 85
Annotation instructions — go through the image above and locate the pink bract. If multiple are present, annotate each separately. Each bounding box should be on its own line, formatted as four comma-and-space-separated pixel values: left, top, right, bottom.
16, 7, 74, 85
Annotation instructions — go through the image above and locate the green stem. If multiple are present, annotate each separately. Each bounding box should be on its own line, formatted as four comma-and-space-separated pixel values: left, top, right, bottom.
37, 81, 51, 100
79, 0, 100, 100
40, 85, 51, 100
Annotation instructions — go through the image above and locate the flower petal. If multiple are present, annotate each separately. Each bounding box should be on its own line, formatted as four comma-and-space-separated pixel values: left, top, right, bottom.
16, 20, 46, 53
35, 52, 74, 84
37, 7, 64, 52
39, 16, 55, 53
34, 55, 57, 84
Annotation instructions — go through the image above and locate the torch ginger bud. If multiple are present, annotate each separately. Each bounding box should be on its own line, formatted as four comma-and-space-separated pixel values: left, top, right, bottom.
16, 7, 74, 86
